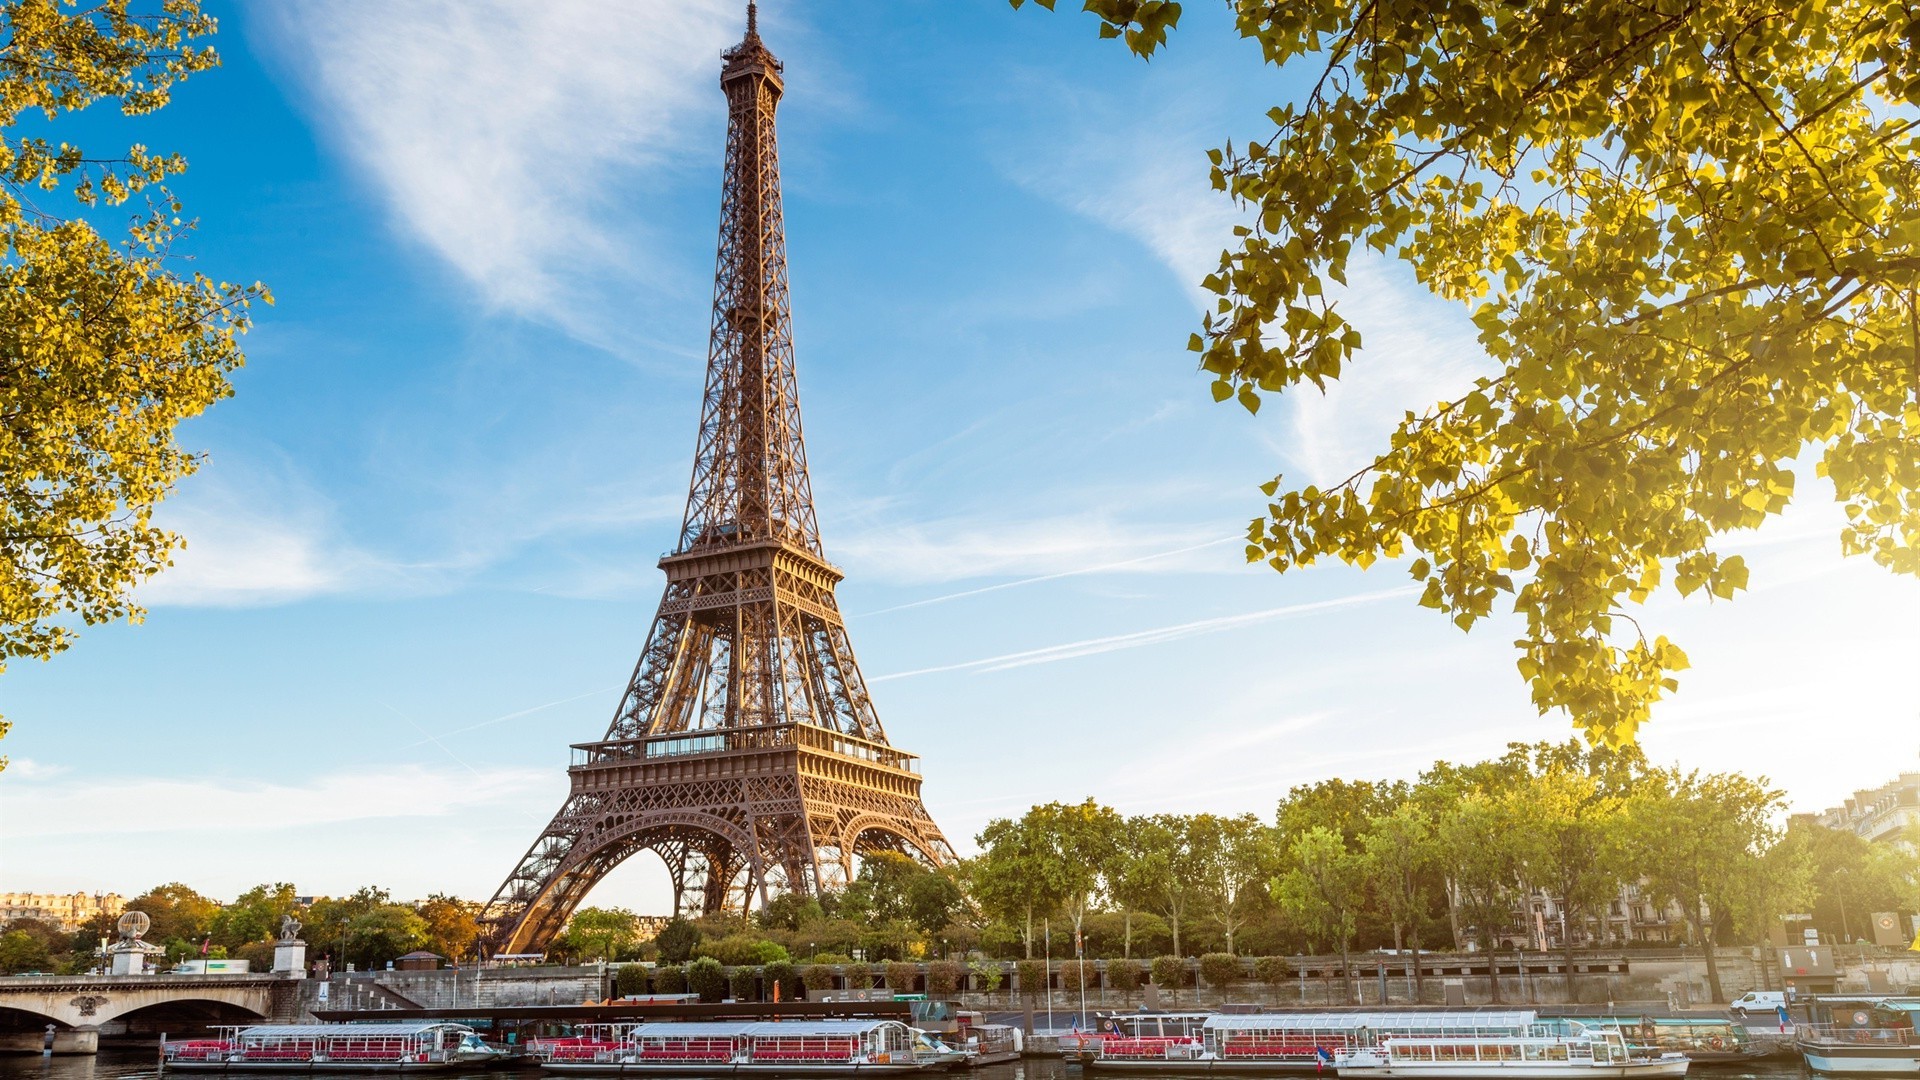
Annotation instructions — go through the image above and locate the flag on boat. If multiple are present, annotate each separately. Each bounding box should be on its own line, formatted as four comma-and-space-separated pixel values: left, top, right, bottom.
1316, 1046, 1334, 1072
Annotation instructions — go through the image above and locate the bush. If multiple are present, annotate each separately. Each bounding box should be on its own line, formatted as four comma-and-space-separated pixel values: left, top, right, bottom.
729, 966, 757, 1001
808, 951, 854, 965
1151, 955, 1185, 994
884, 961, 919, 992
654, 965, 687, 994
970, 959, 1004, 993
1015, 959, 1048, 998
1200, 953, 1241, 989
696, 933, 766, 966
842, 961, 872, 989
1106, 958, 1141, 992
655, 918, 699, 964
1254, 955, 1290, 986
687, 957, 727, 1003
802, 964, 837, 991
1059, 959, 1093, 992
763, 960, 800, 999
614, 964, 648, 996
927, 960, 965, 997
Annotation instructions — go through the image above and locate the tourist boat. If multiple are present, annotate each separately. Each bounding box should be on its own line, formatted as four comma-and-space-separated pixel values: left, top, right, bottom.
1063, 1011, 1212, 1067
1795, 997, 1920, 1074
957, 1023, 1021, 1067
531, 1019, 928, 1074
162, 1022, 503, 1071
1334, 1019, 1690, 1079
1069, 1011, 1539, 1073
1570, 1017, 1758, 1063
911, 1029, 972, 1070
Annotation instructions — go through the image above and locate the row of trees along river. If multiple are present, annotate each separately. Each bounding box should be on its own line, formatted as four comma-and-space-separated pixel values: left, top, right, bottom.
3, 742, 1913, 1005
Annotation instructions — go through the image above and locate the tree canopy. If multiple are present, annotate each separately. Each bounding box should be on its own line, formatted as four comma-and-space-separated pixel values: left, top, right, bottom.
1013, 0, 1920, 747
0, 0, 268, 767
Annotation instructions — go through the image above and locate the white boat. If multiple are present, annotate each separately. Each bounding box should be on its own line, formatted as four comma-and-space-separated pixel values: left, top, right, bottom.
1797, 998, 1920, 1075
162, 1022, 503, 1072
959, 1024, 1022, 1067
531, 1019, 927, 1074
1072, 1011, 1537, 1073
1064, 1011, 1212, 1068
911, 1029, 972, 1070
1335, 1020, 1689, 1079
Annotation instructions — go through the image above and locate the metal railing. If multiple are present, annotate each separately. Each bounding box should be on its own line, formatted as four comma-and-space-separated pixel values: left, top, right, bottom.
571, 723, 919, 773
1796, 1024, 1920, 1046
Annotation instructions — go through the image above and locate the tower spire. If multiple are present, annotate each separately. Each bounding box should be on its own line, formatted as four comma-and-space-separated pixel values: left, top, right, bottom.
746, 1, 757, 38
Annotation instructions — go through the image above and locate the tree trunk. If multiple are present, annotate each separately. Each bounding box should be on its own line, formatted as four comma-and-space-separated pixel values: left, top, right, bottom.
1340, 945, 1355, 1003
1123, 911, 1133, 960
1485, 936, 1502, 1004
1701, 917, 1724, 1003
1411, 926, 1424, 1002
1171, 914, 1182, 959
1023, 905, 1034, 959
1563, 907, 1579, 1004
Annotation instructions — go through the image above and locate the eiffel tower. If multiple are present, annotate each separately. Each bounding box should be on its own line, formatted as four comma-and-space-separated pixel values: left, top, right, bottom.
478, 6, 953, 955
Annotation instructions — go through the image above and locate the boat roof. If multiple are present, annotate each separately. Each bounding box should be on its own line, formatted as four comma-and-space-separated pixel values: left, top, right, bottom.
236, 1023, 467, 1038
623, 1020, 903, 1038
1205, 1012, 1537, 1031
1577, 1016, 1739, 1028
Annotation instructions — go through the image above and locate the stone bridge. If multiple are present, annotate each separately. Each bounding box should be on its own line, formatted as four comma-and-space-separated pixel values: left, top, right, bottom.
0, 973, 287, 1054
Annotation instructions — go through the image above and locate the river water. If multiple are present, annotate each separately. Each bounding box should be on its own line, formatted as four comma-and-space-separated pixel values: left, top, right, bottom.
0, 1051, 1822, 1080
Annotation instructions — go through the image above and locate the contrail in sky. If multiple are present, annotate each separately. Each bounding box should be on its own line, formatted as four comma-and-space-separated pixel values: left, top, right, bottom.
869, 585, 1419, 683
397, 684, 625, 750
853, 535, 1241, 618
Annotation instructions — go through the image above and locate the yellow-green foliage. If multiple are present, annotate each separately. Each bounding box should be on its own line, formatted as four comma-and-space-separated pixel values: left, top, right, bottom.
0, 0, 268, 767
1017, 0, 1920, 746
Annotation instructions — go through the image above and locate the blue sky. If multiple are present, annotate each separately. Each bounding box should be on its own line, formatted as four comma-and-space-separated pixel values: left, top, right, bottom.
4, 0, 1917, 913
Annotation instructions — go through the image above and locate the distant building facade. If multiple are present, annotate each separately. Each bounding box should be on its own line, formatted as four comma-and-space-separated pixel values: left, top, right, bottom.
0, 891, 127, 931
1813, 771, 1920, 847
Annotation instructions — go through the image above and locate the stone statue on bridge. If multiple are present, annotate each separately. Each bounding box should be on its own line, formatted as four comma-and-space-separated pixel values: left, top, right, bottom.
277, 914, 303, 943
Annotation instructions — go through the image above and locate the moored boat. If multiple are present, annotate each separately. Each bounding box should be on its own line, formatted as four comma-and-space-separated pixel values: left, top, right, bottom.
1796, 998, 1920, 1075
1063, 1011, 1212, 1068
1569, 1017, 1757, 1063
1069, 1011, 1538, 1073
1334, 1020, 1689, 1080
530, 1019, 927, 1074
162, 1022, 501, 1072
958, 1024, 1021, 1067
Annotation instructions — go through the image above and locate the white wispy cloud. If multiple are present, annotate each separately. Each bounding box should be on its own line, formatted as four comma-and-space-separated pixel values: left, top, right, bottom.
260, 0, 740, 348
871, 585, 1417, 682
5, 765, 549, 838
996, 69, 1496, 490
139, 463, 396, 608
854, 535, 1240, 617
834, 513, 1233, 586
1280, 258, 1496, 487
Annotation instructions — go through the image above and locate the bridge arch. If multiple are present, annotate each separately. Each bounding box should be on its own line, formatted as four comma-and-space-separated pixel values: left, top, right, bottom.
0, 976, 275, 1031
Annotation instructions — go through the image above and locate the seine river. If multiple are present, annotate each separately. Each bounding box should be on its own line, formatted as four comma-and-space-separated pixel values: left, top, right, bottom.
0, 1051, 1822, 1080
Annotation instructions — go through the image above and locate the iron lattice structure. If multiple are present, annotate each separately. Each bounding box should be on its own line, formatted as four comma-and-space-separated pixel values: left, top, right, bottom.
479, 7, 953, 956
